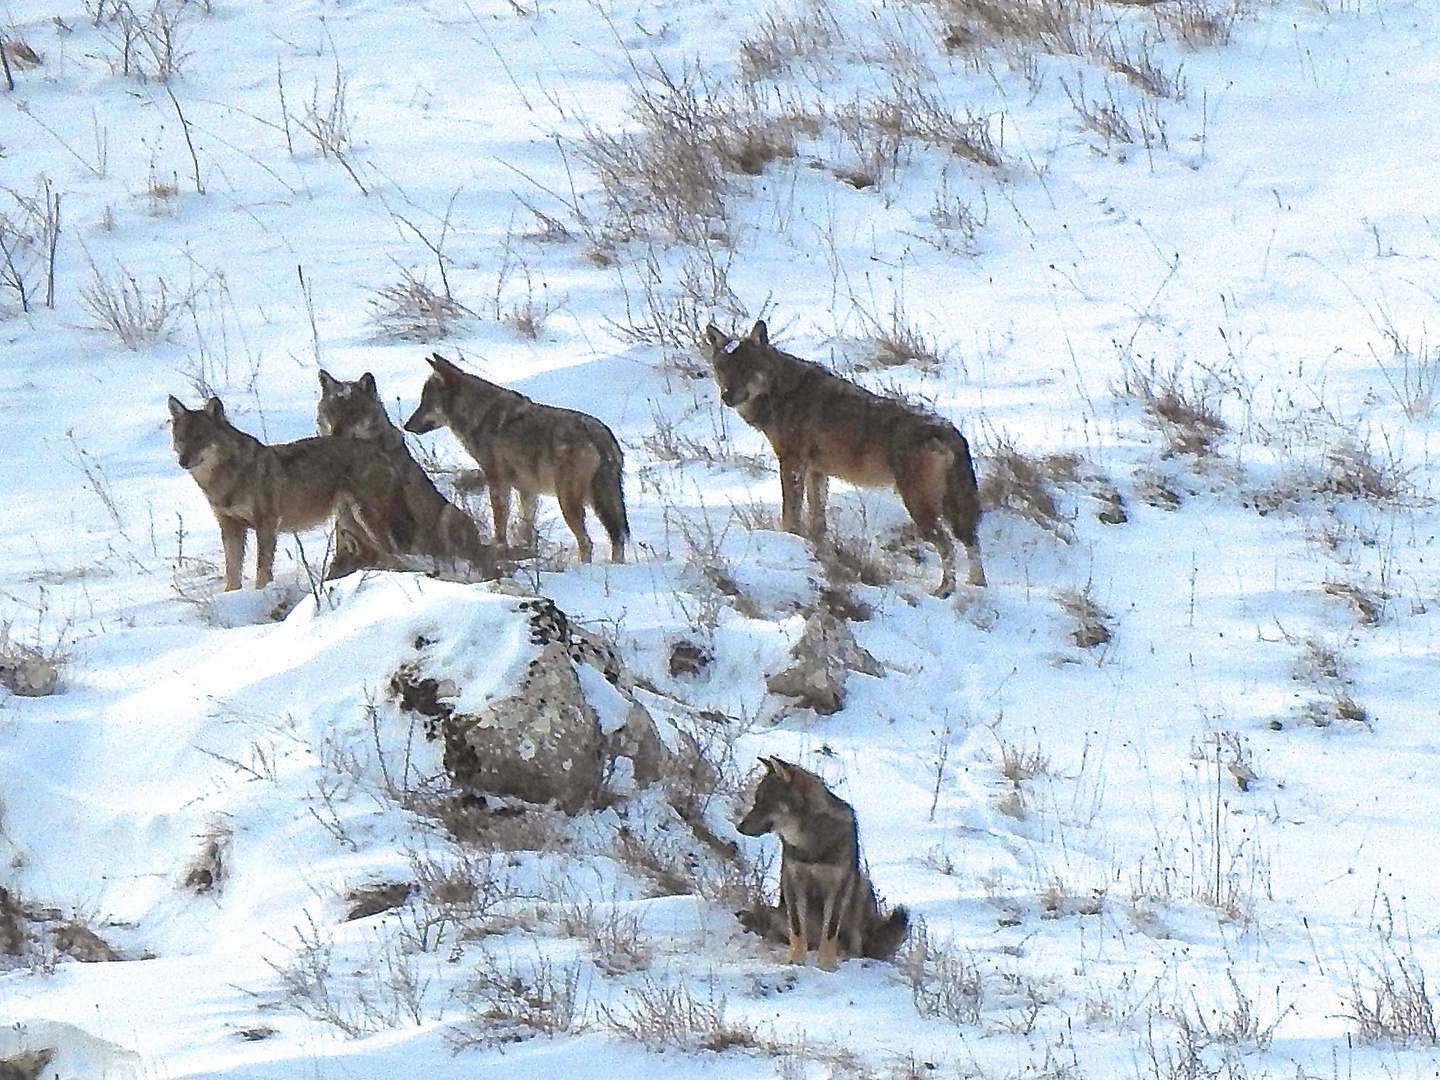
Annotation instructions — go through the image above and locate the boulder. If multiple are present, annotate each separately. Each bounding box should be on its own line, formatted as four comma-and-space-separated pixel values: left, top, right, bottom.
765, 609, 883, 715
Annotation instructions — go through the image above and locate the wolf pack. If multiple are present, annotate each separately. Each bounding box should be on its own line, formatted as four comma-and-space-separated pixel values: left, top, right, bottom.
168, 320, 982, 971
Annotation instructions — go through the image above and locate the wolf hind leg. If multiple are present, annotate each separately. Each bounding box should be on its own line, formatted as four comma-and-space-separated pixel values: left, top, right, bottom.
253, 523, 278, 589
556, 479, 593, 563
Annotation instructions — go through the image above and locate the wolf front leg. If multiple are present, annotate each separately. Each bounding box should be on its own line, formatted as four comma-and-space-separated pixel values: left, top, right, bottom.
776, 456, 806, 535
216, 514, 248, 591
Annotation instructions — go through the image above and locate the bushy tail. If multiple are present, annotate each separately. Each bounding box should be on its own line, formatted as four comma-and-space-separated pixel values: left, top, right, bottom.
863, 904, 910, 961
590, 437, 630, 557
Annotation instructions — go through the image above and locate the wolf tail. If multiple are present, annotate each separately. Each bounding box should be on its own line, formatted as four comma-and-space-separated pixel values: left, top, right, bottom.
864, 904, 911, 961
590, 435, 630, 558
940, 426, 985, 586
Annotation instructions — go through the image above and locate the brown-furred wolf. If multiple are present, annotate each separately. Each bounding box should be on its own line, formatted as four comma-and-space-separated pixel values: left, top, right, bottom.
316, 370, 497, 581
402, 353, 629, 564
168, 396, 419, 591
705, 321, 985, 595
736, 756, 909, 971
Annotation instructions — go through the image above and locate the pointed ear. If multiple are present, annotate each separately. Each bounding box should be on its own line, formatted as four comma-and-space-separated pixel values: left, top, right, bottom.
768, 757, 797, 784
758, 756, 777, 774
358, 372, 377, 395
167, 396, 186, 421
203, 397, 226, 420
427, 353, 462, 383
705, 325, 731, 350
748, 320, 769, 346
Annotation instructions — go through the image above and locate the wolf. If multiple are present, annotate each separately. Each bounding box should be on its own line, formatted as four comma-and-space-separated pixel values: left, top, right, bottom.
402, 353, 629, 564
705, 321, 985, 595
316, 370, 497, 580
168, 395, 418, 591
735, 756, 909, 971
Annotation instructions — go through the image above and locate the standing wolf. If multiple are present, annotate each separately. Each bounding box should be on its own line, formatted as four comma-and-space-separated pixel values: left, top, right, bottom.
167, 396, 417, 590
316, 370, 497, 580
402, 354, 629, 564
705, 321, 985, 594
736, 756, 909, 971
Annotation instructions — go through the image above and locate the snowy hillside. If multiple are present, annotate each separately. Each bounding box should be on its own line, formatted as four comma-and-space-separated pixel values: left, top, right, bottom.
4, 0, 1440, 1077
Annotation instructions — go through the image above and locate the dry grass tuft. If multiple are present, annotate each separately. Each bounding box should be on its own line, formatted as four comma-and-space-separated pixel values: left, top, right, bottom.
1058, 586, 1113, 649
1119, 360, 1225, 457
979, 441, 1078, 534
1323, 580, 1383, 627
1345, 902, 1437, 1046
180, 818, 232, 894
581, 61, 808, 243
1321, 439, 1409, 502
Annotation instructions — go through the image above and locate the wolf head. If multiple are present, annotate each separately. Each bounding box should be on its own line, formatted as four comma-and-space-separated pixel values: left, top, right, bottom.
403, 354, 465, 434
317, 370, 391, 441
705, 321, 773, 411
736, 756, 822, 843
167, 395, 229, 471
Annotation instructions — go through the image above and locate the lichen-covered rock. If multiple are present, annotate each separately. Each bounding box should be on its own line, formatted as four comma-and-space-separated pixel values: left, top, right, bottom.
765, 609, 883, 715
446, 639, 605, 814
390, 596, 707, 815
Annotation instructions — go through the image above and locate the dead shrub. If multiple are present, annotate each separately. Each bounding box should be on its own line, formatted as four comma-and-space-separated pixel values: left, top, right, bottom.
557, 901, 653, 976
602, 975, 760, 1052
0, 622, 64, 697
895, 917, 983, 1025
833, 87, 1001, 172
457, 950, 585, 1045
370, 268, 471, 341
81, 260, 189, 349
933, 0, 1092, 55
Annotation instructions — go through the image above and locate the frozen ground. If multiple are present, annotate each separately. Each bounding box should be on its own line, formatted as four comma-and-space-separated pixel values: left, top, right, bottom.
3, 0, 1440, 1076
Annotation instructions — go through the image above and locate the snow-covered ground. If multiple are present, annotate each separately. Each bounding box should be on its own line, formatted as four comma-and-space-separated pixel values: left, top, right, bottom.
4, 0, 1440, 1075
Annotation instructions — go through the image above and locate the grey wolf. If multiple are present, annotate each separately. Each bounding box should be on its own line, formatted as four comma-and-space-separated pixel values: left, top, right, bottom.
736, 756, 909, 970
402, 353, 629, 564
316, 369, 497, 580
705, 321, 985, 595
167, 395, 416, 590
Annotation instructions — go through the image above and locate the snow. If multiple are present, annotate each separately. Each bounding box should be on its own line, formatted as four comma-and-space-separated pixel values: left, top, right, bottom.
4, 0, 1440, 1076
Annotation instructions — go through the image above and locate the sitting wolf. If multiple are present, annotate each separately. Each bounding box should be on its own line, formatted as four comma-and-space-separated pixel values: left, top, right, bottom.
167, 395, 417, 591
316, 370, 497, 581
736, 756, 909, 970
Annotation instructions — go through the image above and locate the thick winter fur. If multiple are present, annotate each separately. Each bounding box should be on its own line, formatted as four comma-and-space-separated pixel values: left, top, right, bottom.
705, 321, 985, 594
167, 395, 418, 591
736, 756, 909, 970
402, 354, 629, 564
316, 370, 497, 580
